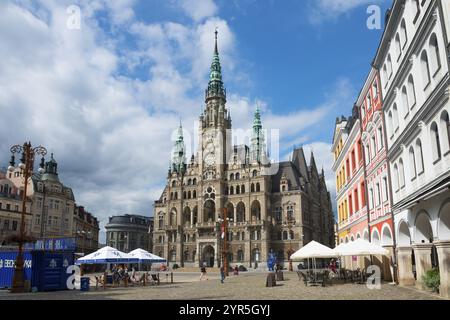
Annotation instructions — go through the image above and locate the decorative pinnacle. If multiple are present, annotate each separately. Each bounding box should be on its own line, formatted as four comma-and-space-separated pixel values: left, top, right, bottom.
215, 28, 218, 54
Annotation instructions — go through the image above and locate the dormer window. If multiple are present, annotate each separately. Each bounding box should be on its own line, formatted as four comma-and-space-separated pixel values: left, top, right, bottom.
280, 175, 289, 192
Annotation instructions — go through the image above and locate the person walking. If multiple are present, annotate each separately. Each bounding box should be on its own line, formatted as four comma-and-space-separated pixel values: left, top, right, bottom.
220, 266, 226, 284
199, 263, 208, 281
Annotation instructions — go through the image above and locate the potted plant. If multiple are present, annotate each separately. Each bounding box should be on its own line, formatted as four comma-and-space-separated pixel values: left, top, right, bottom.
422, 268, 440, 293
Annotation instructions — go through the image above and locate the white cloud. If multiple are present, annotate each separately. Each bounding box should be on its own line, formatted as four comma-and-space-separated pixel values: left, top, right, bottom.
178, 0, 218, 22
308, 0, 386, 25
0, 0, 342, 243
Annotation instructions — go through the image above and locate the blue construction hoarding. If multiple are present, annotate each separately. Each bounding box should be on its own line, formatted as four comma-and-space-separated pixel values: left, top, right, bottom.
31, 251, 74, 292
0, 251, 33, 289
24, 237, 76, 251
0, 239, 75, 291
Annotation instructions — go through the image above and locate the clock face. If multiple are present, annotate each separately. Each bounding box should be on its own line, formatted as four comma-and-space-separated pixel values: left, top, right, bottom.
204, 151, 216, 167
204, 140, 216, 167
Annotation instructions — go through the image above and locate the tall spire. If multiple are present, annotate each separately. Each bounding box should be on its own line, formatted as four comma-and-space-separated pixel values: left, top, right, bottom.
171, 122, 186, 174
214, 28, 219, 55
250, 104, 267, 164
205, 29, 226, 102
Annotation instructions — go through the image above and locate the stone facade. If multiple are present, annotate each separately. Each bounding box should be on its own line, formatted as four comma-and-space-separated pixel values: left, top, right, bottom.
73, 205, 100, 255
2, 153, 100, 250
105, 214, 153, 253
374, 0, 450, 298
153, 32, 334, 269
0, 170, 32, 246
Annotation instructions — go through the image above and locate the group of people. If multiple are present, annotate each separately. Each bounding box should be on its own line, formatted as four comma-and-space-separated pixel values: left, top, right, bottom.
109, 265, 144, 284
199, 264, 240, 284
327, 259, 338, 274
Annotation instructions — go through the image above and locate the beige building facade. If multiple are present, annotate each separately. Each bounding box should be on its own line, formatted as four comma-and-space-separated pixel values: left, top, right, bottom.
153, 33, 334, 269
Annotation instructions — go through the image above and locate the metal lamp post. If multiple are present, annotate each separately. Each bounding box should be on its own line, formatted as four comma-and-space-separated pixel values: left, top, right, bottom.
8, 142, 47, 293
283, 217, 295, 272
218, 208, 233, 277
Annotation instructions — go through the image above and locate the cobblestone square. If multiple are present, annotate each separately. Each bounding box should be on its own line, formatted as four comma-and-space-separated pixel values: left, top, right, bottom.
0, 271, 444, 300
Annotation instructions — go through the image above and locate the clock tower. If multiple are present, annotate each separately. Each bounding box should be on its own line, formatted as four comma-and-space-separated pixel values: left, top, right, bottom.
198, 30, 231, 181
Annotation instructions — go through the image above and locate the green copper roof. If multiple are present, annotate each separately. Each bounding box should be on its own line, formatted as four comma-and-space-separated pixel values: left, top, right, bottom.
251, 105, 266, 163
205, 30, 226, 101
171, 122, 186, 174
253, 105, 262, 128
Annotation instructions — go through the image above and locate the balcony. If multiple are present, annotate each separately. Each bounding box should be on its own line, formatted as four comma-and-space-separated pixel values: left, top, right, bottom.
196, 222, 217, 229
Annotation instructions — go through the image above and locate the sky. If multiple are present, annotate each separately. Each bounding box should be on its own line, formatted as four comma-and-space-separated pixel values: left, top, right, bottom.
0, 0, 392, 243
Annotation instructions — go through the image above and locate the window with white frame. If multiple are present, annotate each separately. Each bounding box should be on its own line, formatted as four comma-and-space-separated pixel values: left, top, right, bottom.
441, 111, 450, 153
407, 75, 416, 108
400, 19, 407, 48
376, 183, 381, 207
429, 33, 441, 75
388, 111, 393, 137
393, 104, 399, 131
393, 164, 399, 192
416, 139, 425, 174
395, 33, 401, 60
383, 177, 389, 202
387, 55, 393, 79
431, 122, 442, 162
377, 126, 384, 150
421, 51, 431, 88
373, 80, 378, 99
399, 159, 405, 188
401, 86, 409, 117
409, 147, 417, 180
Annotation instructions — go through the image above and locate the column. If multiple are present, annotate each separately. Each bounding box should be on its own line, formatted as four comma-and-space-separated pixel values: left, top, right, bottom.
190, 212, 194, 227
412, 244, 433, 290
435, 241, 450, 298
195, 242, 201, 267
244, 233, 251, 268
382, 245, 395, 282
396, 246, 416, 286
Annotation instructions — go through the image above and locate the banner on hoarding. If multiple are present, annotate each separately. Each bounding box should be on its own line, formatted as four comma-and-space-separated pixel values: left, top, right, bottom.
24, 238, 76, 251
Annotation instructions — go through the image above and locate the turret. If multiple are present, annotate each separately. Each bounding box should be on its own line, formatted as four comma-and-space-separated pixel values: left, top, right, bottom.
250, 105, 267, 164
171, 122, 187, 175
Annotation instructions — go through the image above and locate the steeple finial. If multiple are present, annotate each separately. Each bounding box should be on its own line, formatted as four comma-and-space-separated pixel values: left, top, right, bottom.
205, 28, 226, 102
215, 28, 219, 55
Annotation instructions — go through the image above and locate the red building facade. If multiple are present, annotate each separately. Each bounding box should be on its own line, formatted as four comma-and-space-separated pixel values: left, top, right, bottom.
357, 67, 395, 280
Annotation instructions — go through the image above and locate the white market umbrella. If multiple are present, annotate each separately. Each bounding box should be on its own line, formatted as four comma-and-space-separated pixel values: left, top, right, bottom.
333, 239, 389, 256
75, 246, 139, 265
291, 241, 337, 261
128, 249, 166, 264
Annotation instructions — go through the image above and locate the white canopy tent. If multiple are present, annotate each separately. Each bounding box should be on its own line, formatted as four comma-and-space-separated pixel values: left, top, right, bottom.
128, 249, 166, 264
291, 241, 338, 261
75, 246, 139, 265
333, 239, 389, 256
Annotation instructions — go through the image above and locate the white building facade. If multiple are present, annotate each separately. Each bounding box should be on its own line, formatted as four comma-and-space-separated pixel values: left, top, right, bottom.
374, 0, 450, 297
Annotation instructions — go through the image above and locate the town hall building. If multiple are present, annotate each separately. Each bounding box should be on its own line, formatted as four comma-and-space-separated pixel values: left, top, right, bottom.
153, 32, 335, 269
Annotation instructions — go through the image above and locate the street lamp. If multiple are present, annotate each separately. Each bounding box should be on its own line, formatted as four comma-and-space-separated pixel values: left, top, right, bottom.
283, 217, 296, 272
8, 142, 47, 293
218, 208, 233, 277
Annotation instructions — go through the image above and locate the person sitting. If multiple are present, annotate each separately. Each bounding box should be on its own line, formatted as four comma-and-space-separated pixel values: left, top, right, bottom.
329, 259, 337, 274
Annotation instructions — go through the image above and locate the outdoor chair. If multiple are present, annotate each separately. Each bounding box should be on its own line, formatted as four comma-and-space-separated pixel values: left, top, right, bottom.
345, 270, 354, 283
312, 272, 324, 287
298, 271, 309, 286
95, 275, 106, 290
130, 273, 146, 286
149, 273, 160, 285
352, 270, 363, 284
322, 270, 331, 287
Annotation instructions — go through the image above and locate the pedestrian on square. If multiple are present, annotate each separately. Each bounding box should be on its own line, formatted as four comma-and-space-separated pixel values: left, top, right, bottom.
220, 266, 226, 284
199, 263, 208, 281
233, 265, 239, 276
